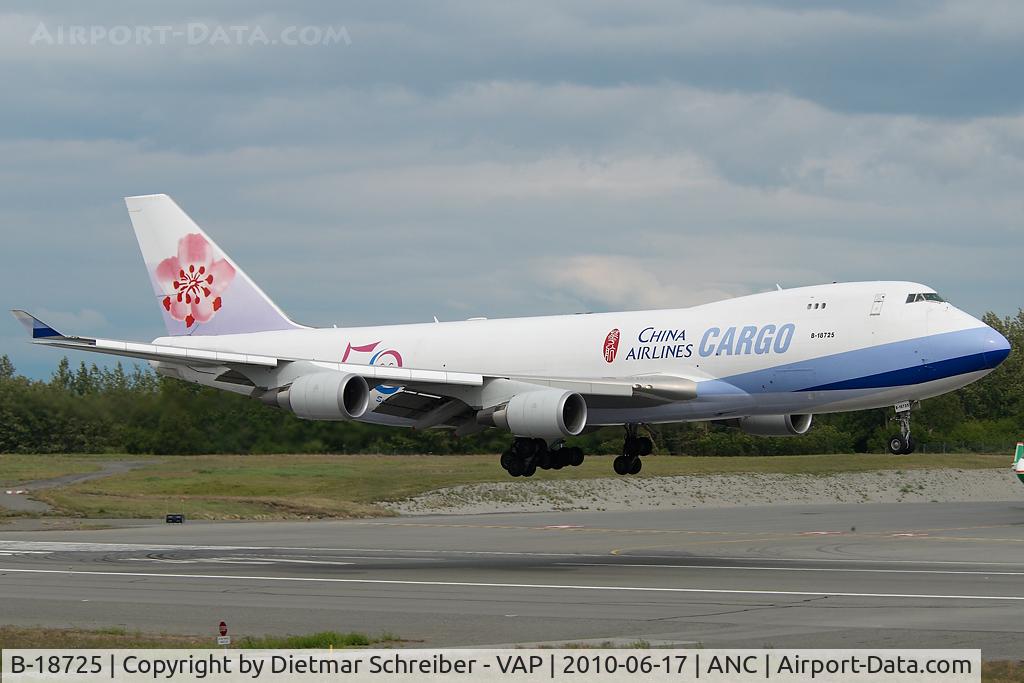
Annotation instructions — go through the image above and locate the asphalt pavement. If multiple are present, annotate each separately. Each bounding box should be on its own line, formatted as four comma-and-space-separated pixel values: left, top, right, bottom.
1, 501, 1022, 658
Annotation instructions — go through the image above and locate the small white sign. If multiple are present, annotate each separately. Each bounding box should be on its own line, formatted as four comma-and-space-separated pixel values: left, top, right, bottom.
216, 635, 231, 646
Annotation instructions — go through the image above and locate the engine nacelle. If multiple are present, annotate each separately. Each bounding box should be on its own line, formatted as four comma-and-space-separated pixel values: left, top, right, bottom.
478, 389, 587, 439
738, 414, 813, 437
276, 372, 370, 421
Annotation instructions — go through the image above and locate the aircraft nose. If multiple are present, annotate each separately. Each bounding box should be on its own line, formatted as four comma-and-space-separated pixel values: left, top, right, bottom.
981, 325, 1011, 369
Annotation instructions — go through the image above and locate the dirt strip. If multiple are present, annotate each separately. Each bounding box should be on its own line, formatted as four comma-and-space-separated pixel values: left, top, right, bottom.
1, 461, 153, 514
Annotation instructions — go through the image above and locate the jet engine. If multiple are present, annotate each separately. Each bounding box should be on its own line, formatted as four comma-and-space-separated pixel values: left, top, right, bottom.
737, 414, 813, 437
276, 372, 370, 421
478, 389, 588, 439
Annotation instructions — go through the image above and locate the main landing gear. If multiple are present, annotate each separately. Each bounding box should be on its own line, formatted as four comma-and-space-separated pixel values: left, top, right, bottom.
500, 438, 584, 477
500, 424, 654, 478
887, 401, 917, 455
613, 424, 652, 476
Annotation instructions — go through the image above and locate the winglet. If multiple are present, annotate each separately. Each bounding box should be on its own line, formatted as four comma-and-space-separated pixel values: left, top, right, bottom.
10, 310, 65, 339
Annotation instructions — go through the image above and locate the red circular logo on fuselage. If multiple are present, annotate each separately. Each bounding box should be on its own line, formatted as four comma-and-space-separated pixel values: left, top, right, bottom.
603, 328, 620, 363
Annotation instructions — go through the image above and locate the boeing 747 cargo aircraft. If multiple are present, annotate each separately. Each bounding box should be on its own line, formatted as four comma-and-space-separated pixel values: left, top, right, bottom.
13, 195, 1011, 476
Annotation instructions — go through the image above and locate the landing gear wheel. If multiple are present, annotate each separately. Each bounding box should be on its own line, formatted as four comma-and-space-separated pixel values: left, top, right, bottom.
636, 437, 653, 456
536, 450, 552, 470
628, 456, 642, 475
889, 402, 916, 455
507, 458, 525, 477
504, 438, 586, 477
613, 455, 631, 475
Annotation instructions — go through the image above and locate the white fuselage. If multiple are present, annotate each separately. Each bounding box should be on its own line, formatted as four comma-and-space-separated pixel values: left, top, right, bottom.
154, 281, 1011, 427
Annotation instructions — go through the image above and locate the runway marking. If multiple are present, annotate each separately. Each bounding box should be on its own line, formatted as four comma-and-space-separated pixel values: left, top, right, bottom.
4, 540, 1024, 567
125, 557, 358, 566
893, 534, 1024, 544
351, 522, 764, 536
0, 541, 589, 556
0, 567, 1022, 602
0, 551, 51, 556
557, 562, 1024, 576
350, 520, 1024, 539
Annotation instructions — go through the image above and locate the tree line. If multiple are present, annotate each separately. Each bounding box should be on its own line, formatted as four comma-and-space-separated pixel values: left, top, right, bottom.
0, 310, 1020, 456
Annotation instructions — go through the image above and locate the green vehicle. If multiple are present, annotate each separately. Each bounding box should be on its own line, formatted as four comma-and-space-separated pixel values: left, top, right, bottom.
1015, 443, 1024, 484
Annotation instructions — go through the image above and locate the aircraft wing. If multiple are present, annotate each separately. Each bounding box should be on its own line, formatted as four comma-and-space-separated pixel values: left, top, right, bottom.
11, 309, 696, 402
11, 310, 483, 387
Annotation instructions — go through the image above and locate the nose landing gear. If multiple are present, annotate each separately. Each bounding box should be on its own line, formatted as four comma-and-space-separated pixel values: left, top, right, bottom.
888, 401, 917, 455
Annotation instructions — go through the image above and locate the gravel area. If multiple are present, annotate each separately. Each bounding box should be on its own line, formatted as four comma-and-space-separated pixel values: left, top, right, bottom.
383, 468, 1022, 515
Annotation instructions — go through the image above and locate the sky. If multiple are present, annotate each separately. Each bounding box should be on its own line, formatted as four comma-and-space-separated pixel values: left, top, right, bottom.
2, 1, 1022, 379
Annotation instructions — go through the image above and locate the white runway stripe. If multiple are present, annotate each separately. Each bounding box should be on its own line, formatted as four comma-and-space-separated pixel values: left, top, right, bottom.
3, 541, 1024, 566
557, 562, 1024, 576
0, 566, 1022, 602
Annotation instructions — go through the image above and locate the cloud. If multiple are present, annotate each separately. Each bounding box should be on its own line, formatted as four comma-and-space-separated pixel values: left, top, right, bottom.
34, 308, 110, 332
536, 254, 751, 311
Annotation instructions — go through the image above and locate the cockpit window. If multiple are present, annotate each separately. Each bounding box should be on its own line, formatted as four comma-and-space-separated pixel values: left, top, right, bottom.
906, 292, 945, 303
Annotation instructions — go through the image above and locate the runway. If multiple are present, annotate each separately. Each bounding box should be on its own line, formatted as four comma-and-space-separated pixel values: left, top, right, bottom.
2, 501, 1023, 657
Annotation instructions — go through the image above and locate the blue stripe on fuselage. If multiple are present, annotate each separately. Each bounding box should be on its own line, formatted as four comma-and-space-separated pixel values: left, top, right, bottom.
799, 351, 996, 391
700, 327, 1001, 396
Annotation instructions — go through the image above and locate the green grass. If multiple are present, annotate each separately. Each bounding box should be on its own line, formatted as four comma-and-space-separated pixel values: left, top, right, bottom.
237, 631, 400, 648
0, 454, 133, 488
0, 625, 398, 649
25, 452, 1010, 520
983, 660, 1024, 682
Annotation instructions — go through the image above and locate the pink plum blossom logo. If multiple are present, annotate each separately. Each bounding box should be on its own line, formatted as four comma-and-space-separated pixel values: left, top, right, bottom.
155, 233, 236, 328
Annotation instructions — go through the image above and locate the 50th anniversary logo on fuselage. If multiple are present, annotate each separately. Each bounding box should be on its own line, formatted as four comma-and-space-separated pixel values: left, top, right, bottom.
604, 324, 796, 362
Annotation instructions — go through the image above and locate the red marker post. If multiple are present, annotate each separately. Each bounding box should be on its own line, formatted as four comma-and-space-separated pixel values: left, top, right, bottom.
217, 621, 230, 648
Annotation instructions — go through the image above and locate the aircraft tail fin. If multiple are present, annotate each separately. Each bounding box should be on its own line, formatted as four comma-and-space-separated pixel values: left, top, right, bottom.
125, 194, 303, 336
1014, 442, 1024, 483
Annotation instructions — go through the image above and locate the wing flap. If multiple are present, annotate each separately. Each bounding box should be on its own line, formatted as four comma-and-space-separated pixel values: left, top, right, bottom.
508, 374, 698, 401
